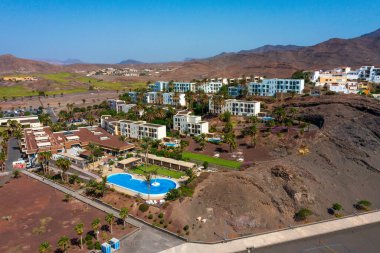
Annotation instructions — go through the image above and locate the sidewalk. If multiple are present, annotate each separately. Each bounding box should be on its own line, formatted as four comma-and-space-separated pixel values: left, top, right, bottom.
161, 211, 380, 253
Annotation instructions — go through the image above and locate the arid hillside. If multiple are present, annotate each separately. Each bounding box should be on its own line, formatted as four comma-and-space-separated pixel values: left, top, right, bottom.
166, 95, 380, 241
1, 28, 379, 79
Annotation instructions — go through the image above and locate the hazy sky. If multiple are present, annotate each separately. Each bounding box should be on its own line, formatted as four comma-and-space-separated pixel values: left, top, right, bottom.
0, 0, 379, 63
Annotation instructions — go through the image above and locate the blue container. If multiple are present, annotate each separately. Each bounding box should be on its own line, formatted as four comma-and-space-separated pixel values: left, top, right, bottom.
109, 238, 120, 250
101, 242, 111, 253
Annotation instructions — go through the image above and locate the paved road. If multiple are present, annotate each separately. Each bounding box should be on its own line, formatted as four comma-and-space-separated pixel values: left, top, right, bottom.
21, 170, 184, 253
251, 222, 380, 253
45, 107, 58, 123
5, 138, 22, 171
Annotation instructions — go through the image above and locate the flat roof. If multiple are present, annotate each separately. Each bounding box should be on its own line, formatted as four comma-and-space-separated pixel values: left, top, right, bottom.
146, 154, 196, 168
118, 157, 140, 165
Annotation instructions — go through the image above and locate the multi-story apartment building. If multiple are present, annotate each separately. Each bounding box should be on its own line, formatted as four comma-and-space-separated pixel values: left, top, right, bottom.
151, 81, 169, 92
209, 99, 260, 116
317, 73, 348, 86
228, 86, 245, 98
0, 115, 42, 128
173, 111, 208, 136
162, 93, 186, 107
248, 79, 304, 96
119, 120, 166, 140
369, 67, 380, 83
145, 92, 159, 104
107, 99, 136, 113
173, 82, 196, 93
198, 81, 224, 94
101, 115, 166, 140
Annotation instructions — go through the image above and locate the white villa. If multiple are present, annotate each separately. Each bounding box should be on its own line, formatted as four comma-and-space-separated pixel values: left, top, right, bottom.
173, 111, 208, 136
162, 92, 186, 107
107, 99, 136, 113
198, 81, 224, 94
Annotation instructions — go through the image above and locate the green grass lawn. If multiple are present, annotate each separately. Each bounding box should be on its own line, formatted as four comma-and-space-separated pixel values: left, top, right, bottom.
182, 151, 241, 169
0, 85, 37, 97
130, 164, 185, 179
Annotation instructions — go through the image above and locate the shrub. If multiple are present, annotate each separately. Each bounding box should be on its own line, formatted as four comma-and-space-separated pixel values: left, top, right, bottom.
158, 213, 164, 219
139, 203, 149, 212
86, 240, 94, 250
203, 161, 209, 170
355, 200, 372, 211
94, 241, 101, 250
160, 219, 164, 224
148, 214, 153, 219
294, 208, 313, 221
183, 225, 189, 231
332, 203, 343, 211
85, 234, 93, 242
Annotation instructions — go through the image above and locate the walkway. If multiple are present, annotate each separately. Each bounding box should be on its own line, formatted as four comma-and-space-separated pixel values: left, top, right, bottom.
161, 211, 380, 253
21, 170, 184, 253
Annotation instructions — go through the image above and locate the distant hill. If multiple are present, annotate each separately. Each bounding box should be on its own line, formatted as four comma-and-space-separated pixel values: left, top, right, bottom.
239, 44, 304, 54
118, 59, 144, 65
1, 28, 380, 78
36, 58, 84, 65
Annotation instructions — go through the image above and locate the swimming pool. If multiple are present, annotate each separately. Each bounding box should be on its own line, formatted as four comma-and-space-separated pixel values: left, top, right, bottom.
208, 138, 221, 143
164, 142, 178, 147
107, 173, 178, 196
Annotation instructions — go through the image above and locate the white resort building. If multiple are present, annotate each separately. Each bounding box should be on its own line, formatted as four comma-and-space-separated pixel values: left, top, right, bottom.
198, 81, 224, 94
173, 111, 209, 136
209, 99, 261, 116
248, 79, 304, 96
107, 99, 136, 113
162, 93, 186, 107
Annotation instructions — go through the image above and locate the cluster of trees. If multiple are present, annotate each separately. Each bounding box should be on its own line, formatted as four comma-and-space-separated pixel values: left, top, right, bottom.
0, 120, 23, 171
38, 208, 129, 252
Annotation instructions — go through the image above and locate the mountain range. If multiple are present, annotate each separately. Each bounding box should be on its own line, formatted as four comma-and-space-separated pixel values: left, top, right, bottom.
1, 28, 380, 78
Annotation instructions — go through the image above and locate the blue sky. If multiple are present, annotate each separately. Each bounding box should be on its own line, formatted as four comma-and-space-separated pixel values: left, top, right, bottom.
0, 0, 379, 63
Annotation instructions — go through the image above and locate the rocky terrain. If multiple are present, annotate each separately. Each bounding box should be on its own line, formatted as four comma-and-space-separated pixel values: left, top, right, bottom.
166, 95, 380, 241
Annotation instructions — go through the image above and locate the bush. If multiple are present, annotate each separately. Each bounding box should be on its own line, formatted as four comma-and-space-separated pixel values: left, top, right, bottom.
203, 161, 209, 170
160, 219, 164, 224
85, 234, 93, 242
183, 225, 189, 231
355, 200, 372, 211
139, 203, 149, 212
86, 240, 94, 250
332, 203, 343, 211
165, 188, 181, 201
158, 213, 164, 219
148, 214, 153, 219
294, 208, 312, 221
94, 241, 101, 250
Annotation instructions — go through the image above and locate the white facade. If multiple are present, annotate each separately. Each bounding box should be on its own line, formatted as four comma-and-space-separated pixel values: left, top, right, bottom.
209, 99, 260, 116
173, 82, 196, 93
145, 92, 158, 104
173, 111, 208, 136
328, 82, 358, 94
198, 81, 224, 94
107, 99, 136, 113
0, 115, 41, 128
152, 81, 169, 92
119, 120, 166, 140
369, 67, 380, 83
162, 93, 186, 107
248, 79, 304, 96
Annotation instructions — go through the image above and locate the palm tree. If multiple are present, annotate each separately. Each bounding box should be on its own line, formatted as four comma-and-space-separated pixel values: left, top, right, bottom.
105, 213, 115, 234
141, 137, 152, 166
195, 134, 206, 151
155, 108, 166, 119
38, 113, 52, 126
38, 151, 52, 175
119, 207, 129, 229
57, 236, 70, 253
74, 223, 84, 249
0, 152, 5, 172
56, 158, 71, 182
144, 173, 152, 200
91, 218, 101, 240
273, 107, 286, 123
38, 241, 51, 253
85, 113, 95, 126
224, 132, 237, 152
249, 124, 258, 147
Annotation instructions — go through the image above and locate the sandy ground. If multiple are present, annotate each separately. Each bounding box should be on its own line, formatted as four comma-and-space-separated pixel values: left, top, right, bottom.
0, 175, 136, 253
1, 90, 119, 111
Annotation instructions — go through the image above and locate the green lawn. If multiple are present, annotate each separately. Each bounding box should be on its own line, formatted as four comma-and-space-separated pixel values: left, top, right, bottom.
0, 85, 37, 97
182, 151, 241, 169
130, 164, 185, 179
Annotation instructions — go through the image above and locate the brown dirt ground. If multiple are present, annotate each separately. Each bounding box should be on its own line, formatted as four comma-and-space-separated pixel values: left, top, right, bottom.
165, 95, 380, 241
0, 175, 136, 253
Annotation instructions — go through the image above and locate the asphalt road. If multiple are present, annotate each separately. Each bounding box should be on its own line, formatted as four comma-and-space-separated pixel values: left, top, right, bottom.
5, 138, 22, 171
245, 222, 380, 253
45, 107, 58, 123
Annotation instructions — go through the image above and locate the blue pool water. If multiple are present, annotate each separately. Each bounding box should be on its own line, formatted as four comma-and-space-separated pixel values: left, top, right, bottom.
262, 116, 274, 121
107, 173, 177, 195
208, 138, 221, 143
164, 142, 177, 147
